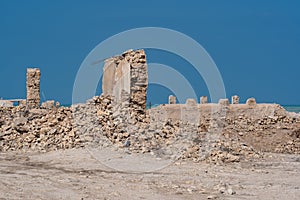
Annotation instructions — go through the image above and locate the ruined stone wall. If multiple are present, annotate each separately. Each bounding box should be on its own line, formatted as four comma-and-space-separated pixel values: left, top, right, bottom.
128, 50, 148, 119
26, 68, 40, 109
1, 50, 300, 164
102, 49, 148, 122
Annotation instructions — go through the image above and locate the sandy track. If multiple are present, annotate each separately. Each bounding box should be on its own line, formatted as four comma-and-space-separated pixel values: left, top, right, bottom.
0, 148, 299, 200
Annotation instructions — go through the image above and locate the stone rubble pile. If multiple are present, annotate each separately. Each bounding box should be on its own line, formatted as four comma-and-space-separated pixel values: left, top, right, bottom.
0, 105, 79, 151
0, 96, 299, 163
1, 49, 300, 164
91, 95, 288, 163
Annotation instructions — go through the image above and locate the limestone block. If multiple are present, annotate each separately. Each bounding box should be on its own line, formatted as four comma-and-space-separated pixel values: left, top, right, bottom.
186, 98, 197, 106
0, 100, 13, 107
200, 96, 208, 104
231, 95, 239, 104
102, 49, 148, 121
169, 95, 176, 104
26, 68, 40, 109
246, 98, 256, 106
41, 100, 55, 109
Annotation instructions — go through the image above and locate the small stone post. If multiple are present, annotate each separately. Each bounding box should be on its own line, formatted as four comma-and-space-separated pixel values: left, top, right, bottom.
200, 96, 208, 104
218, 98, 230, 106
186, 98, 197, 106
231, 95, 239, 104
168, 95, 176, 104
26, 68, 41, 109
246, 97, 256, 107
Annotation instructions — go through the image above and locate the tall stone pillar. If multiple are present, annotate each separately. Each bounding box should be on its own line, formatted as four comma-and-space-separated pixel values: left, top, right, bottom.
26, 68, 41, 109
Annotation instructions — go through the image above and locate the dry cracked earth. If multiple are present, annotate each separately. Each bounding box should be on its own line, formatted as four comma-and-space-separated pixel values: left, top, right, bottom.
0, 147, 299, 200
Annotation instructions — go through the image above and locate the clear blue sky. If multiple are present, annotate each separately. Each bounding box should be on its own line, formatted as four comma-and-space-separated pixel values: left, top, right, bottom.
0, 0, 299, 105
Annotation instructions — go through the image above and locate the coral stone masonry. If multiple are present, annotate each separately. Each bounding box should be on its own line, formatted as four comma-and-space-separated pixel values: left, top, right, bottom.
26, 68, 41, 109
102, 49, 148, 121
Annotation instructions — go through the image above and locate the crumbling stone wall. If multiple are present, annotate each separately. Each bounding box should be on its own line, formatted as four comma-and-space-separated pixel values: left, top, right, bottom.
102, 49, 148, 122
1, 50, 300, 164
26, 68, 40, 109
169, 95, 176, 104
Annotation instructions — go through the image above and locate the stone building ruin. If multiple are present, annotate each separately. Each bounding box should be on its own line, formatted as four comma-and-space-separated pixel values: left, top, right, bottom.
102, 49, 148, 122
26, 68, 41, 109
0, 49, 299, 163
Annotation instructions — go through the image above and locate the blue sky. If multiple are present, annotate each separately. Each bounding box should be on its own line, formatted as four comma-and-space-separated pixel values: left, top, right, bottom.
0, 0, 299, 105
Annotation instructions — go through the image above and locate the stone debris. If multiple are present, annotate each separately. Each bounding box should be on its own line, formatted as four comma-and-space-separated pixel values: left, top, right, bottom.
186, 98, 197, 106
0, 49, 300, 164
0, 105, 79, 151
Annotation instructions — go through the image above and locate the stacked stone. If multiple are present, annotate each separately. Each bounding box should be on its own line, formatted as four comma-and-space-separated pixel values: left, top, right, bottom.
218, 99, 230, 106
102, 49, 148, 124
1, 50, 300, 164
125, 50, 148, 122
0, 96, 300, 161
169, 95, 176, 104
26, 68, 40, 109
246, 97, 256, 107
0, 106, 81, 151
231, 95, 239, 104
200, 96, 208, 104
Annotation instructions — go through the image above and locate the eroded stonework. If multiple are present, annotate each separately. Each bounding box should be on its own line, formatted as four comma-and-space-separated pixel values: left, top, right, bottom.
102, 49, 148, 122
0, 49, 300, 164
26, 68, 40, 109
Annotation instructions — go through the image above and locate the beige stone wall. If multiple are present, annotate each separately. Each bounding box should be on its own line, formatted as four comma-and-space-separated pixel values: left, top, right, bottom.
102, 49, 148, 122
26, 68, 40, 109
102, 60, 117, 96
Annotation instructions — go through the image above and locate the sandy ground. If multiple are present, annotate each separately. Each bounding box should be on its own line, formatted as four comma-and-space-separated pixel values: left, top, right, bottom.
0, 148, 299, 200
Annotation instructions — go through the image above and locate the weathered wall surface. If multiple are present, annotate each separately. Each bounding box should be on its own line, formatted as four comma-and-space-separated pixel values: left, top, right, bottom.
0, 100, 13, 107
26, 68, 40, 109
149, 102, 297, 123
102, 49, 148, 122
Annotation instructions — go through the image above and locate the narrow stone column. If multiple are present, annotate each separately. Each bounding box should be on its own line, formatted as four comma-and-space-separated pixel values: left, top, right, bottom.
231, 95, 240, 104
168, 95, 176, 104
26, 68, 41, 109
200, 96, 208, 104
